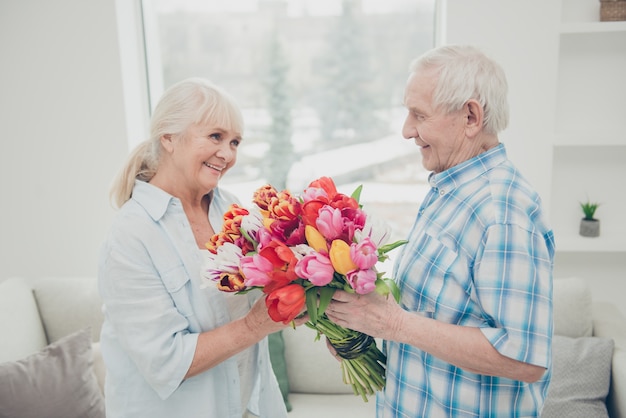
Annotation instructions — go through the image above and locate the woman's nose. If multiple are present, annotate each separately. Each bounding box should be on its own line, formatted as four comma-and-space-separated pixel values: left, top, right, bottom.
216, 142, 235, 161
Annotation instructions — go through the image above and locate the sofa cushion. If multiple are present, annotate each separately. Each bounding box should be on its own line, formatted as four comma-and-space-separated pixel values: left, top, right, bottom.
268, 330, 292, 411
283, 325, 353, 394
33, 277, 103, 343
0, 327, 105, 418
0, 277, 47, 363
542, 335, 614, 418
553, 277, 593, 338
91, 341, 106, 393
287, 393, 375, 418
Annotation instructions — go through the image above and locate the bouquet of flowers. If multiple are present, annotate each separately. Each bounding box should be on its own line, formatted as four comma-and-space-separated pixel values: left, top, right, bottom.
202, 176, 406, 401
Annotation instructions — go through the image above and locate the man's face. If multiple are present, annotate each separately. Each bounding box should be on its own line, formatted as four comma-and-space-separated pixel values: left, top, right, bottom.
401, 70, 468, 173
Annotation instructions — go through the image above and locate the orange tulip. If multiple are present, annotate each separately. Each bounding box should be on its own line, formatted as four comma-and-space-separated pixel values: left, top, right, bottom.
216, 272, 246, 292
253, 184, 278, 212
268, 190, 301, 222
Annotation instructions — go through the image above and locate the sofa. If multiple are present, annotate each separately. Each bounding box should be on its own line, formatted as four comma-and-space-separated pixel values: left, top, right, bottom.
0, 276, 624, 418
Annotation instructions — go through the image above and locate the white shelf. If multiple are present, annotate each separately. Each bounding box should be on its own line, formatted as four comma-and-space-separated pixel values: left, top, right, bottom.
554, 133, 626, 147
555, 232, 626, 253
555, 31, 626, 139
560, 21, 626, 34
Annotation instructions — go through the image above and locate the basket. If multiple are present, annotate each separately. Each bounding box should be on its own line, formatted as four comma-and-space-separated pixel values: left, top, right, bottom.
600, 0, 626, 21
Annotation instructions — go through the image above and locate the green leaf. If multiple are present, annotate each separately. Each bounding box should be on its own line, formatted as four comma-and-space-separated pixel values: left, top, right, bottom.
305, 287, 319, 325
235, 286, 261, 295
239, 227, 258, 252
374, 278, 390, 297
317, 286, 336, 317
385, 278, 401, 303
579, 201, 600, 220
351, 184, 363, 204
374, 278, 401, 303
378, 239, 408, 255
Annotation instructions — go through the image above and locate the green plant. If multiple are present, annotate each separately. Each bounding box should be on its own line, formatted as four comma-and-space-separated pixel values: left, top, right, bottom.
580, 200, 600, 220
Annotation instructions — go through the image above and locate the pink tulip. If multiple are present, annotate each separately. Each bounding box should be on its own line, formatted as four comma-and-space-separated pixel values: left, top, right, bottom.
346, 269, 377, 294
316, 206, 344, 240
350, 237, 378, 270
295, 252, 334, 286
240, 254, 273, 287
301, 185, 328, 203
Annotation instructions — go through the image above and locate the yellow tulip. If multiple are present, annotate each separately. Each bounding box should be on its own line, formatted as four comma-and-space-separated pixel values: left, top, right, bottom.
305, 225, 328, 253
329, 239, 357, 275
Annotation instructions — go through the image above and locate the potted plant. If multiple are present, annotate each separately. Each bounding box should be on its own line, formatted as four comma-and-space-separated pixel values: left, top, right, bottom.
579, 200, 601, 237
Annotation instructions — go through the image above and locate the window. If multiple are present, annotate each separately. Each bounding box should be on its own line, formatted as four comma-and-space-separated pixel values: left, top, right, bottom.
141, 0, 436, 244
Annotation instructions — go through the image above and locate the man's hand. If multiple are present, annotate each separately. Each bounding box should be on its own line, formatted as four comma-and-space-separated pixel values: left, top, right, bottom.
325, 290, 405, 341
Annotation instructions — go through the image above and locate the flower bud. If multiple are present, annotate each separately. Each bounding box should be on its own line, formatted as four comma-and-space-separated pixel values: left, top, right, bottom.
329, 239, 357, 275
266, 284, 306, 324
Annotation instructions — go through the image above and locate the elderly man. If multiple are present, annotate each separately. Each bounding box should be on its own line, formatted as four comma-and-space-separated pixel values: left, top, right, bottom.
327, 44, 555, 417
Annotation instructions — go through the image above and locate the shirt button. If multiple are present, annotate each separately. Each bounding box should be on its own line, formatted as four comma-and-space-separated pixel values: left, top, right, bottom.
439, 190, 445, 196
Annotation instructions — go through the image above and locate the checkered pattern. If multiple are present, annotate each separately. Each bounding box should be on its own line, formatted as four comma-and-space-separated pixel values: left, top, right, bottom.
378, 144, 555, 417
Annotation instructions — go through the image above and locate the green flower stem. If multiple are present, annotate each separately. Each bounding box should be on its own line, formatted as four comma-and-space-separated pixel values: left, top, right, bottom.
305, 316, 387, 402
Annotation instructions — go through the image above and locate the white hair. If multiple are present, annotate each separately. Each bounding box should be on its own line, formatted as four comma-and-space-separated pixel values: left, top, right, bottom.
410, 44, 509, 135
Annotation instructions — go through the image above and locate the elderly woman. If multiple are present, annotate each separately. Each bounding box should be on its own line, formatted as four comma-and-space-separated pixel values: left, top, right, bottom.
99, 78, 301, 418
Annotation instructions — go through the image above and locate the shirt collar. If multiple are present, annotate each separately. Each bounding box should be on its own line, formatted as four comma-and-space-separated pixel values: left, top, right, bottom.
428, 143, 507, 195
131, 179, 176, 221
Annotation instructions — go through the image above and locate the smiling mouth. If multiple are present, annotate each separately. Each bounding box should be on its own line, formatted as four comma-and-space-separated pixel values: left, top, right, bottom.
204, 162, 225, 171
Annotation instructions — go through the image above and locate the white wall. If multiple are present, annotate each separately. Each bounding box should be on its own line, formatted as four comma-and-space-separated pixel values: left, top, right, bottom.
440, 0, 626, 315
438, 0, 561, 212
0, 0, 131, 280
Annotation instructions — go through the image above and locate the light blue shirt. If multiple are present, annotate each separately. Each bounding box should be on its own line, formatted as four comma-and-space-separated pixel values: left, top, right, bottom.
378, 144, 555, 417
98, 180, 286, 418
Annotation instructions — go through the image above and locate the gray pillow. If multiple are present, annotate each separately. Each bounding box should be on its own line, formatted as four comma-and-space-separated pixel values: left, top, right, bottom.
542, 335, 614, 418
0, 327, 105, 418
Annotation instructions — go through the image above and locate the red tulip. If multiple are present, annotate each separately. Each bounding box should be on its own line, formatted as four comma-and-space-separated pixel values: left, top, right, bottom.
265, 284, 306, 324
308, 176, 338, 200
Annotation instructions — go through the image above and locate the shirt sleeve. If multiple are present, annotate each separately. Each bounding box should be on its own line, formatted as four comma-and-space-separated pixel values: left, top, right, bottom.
475, 223, 553, 368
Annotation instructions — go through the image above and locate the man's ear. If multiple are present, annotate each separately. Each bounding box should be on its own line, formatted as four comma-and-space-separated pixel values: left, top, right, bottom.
464, 99, 484, 138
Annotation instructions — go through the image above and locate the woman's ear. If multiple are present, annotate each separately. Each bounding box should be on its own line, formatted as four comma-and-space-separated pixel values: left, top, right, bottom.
161, 134, 174, 153
464, 99, 484, 138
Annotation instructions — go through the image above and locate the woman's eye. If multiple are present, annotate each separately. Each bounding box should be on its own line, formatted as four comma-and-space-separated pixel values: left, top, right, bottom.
209, 133, 221, 141
231, 139, 241, 147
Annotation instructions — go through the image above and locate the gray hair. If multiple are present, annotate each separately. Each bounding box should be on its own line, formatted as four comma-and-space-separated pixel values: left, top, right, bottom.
110, 78, 243, 208
410, 44, 509, 135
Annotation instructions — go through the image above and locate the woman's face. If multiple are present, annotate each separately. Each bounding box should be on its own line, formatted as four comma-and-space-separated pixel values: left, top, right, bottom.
170, 122, 242, 194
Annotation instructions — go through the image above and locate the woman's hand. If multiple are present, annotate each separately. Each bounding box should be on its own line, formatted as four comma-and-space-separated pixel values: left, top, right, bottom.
187, 296, 308, 378
244, 296, 308, 338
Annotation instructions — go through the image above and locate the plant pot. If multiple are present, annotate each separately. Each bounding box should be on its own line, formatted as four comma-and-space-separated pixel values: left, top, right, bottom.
579, 218, 600, 238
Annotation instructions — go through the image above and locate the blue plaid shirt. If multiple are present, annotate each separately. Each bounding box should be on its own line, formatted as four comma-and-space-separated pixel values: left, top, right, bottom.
378, 144, 555, 417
